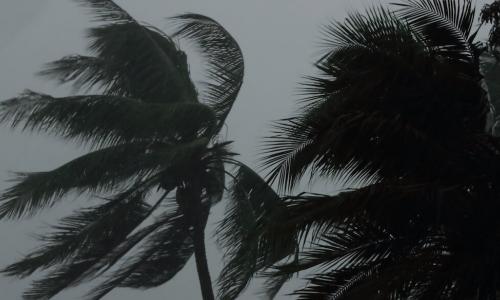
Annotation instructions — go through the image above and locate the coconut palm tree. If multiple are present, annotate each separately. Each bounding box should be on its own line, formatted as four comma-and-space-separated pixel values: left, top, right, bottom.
218, 1, 500, 299
0, 1, 247, 299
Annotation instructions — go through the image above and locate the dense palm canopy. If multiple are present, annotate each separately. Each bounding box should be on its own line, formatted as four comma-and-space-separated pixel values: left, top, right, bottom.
218, 1, 500, 299
0, 0, 248, 299
264, 0, 488, 190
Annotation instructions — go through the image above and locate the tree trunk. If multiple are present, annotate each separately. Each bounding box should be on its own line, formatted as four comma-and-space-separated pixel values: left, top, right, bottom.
193, 218, 215, 300
177, 182, 215, 300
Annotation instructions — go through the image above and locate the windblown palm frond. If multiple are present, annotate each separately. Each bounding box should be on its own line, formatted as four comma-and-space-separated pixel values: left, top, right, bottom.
0, 91, 216, 147
258, 132, 500, 299
5, 187, 153, 300
172, 14, 245, 133
0, 138, 212, 219
283, 219, 421, 300
3, 187, 151, 279
37, 55, 125, 93
217, 164, 296, 300
72, 0, 197, 102
394, 0, 477, 61
264, 168, 500, 299
86, 200, 209, 300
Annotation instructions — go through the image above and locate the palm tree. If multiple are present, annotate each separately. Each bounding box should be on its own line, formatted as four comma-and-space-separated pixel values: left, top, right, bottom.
218, 1, 500, 299
0, 1, 247, 299
481, 0, 500, 54
481, 0, 500, 136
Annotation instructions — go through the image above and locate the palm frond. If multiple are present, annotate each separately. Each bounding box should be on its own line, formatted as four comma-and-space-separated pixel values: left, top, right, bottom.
3, 186, 151, 279
118, 213, 198, 289
9, 187, 152, 300
319, 6, 417, 57
0, 143, 160, 219
280, 222, 448, 300
279, 182, 448, 243
217, 164, 296, 300
262, 109, 442, 191
294, 242, 450, 300
295, 266, 379, 300
0, 91, 216, 147
199, 141, 238, 206
37, 55, 130, 94
74, 0, 197, 102
86, 200, 208, 299
172, 13, 244, 132
205, 159, 226, 206
0, 137, 212, 219
394, 0, 476, 61
262, 273, 292, 300
79, 208, 171, 280
73, 0, 134, 23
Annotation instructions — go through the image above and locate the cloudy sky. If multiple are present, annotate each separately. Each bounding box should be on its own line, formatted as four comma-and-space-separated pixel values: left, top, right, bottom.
0, 0, 490, 299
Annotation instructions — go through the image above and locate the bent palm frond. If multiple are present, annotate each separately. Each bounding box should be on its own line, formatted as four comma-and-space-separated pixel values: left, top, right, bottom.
172, 13, 244, 132
0, 92, 216, 147
394, 0, 477, 61
38, 55, 131, 94
74, 0, 197, 102
217, 164, 296, 300
8, 188, 152, 300
0, 138, 212, 219
0, 143, 159, 219
86, 202, 209, 300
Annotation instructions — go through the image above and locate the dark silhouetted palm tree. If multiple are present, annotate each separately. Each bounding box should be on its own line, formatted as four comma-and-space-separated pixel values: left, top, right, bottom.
218, 1, 500, 299
0, 1, 246, 299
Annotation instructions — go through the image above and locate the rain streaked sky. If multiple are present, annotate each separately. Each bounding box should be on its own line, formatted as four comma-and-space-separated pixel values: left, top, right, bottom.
0, 0, 489, 299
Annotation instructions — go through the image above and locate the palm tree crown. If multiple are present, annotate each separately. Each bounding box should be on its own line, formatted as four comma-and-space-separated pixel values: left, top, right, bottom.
0, 1, 246, 299
218, 1, 500, 299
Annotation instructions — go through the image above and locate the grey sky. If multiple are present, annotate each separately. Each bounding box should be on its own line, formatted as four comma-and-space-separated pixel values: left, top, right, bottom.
0, 0, 490, 299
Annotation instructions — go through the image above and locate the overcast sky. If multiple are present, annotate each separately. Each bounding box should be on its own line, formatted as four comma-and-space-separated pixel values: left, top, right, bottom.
0, 0, 490, 299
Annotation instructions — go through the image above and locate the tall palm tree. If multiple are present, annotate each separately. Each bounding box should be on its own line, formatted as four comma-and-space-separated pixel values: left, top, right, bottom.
0, 1, 247, 299
218, 1, 500, 299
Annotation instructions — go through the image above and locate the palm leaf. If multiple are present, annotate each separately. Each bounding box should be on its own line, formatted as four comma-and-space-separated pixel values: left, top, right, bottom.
9, 187, 152, 300
74, 0, 197, 102
0, 91, 216, 147
86, 200, 208, 299
217, 164, 296, 300
393, 0, 476, 61
37, 55, 131, 94
172, 13, 244, 132
3, 186, 151, 279
0, 143, 156, 219
0, 138, 211, 219
205, 158, 226, 206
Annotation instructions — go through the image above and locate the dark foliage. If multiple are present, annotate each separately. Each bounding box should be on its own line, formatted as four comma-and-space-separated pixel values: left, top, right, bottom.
219, 1, 500, 299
